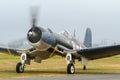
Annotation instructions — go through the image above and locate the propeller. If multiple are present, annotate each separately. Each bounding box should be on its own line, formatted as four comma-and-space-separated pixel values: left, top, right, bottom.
28, 5, 40, 37
27, 6, 42, 43
30, 5, 40, 29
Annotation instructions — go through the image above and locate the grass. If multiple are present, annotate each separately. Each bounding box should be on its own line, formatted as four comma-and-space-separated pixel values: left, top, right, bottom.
0, 53, 120, 78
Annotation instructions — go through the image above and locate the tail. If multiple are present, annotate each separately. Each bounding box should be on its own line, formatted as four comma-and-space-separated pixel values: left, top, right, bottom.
83, 28, 92, 48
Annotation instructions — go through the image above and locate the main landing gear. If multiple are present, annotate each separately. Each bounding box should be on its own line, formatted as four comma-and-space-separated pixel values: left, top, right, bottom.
16, 53, 28, 73
66, 54, 88, 74
66, 53, 75, 74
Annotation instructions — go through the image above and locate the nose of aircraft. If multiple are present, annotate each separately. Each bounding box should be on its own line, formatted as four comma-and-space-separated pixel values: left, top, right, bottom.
27, 27, 42, 43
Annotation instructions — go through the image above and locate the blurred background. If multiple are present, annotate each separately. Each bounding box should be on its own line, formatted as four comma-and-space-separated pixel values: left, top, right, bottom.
0, 0, 120, 47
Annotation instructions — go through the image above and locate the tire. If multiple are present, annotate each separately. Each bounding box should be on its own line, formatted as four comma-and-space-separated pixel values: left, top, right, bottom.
16, 62, 24, 73
83, 66, 86, 70
67, 63, 75, 74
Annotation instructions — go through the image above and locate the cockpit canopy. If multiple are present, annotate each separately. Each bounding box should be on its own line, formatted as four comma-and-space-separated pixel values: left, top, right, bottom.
59, 30, 72, 39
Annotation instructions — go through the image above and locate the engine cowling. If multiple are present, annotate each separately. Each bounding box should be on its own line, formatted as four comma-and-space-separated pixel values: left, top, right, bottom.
27, 27, 56, 51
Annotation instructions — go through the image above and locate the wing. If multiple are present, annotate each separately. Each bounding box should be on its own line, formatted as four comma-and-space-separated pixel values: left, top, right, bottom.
1, 40, 120, 61
0, 47, 19, 55
0, 38, 32, 56
0, 43, 65, 59
77, 45, 120, 60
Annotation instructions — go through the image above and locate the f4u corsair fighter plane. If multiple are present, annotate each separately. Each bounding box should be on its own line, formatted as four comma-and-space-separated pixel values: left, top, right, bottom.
1, 9, 120, 74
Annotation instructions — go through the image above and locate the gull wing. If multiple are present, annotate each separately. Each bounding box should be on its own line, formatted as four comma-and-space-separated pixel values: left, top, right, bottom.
0, 47, 19, 55
77, 45, 120, 60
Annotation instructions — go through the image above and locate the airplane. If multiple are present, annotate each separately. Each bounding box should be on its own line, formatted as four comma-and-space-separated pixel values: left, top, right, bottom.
1, 7, 120, 74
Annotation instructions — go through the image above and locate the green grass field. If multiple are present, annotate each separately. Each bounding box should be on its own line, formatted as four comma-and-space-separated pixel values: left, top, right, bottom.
0, 53, 120, 78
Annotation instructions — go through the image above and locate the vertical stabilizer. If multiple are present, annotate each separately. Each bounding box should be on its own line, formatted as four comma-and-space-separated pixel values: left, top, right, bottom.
83, 28, 92, 48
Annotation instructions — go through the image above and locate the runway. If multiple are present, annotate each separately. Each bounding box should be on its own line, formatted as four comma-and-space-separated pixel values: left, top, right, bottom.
1, 74, 120, 80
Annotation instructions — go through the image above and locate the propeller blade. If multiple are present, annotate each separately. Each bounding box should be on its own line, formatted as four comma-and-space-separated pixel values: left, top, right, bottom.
30, 5, 39, 28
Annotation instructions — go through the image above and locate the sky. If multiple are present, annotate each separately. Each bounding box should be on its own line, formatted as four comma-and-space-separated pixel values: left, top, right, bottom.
0, 0, 120, 45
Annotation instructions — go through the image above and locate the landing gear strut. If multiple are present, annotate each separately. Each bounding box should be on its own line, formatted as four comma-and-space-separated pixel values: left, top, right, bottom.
66, 53, 75, 74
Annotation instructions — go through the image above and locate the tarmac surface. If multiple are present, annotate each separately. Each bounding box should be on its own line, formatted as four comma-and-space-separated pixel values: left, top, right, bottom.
1, 74, 120, 80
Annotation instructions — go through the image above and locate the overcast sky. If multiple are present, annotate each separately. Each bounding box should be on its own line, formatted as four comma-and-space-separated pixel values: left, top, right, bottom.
0, 0, 120, 45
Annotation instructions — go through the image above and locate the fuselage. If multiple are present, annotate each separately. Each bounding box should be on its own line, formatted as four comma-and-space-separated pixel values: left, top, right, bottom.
27, 26, 86, 59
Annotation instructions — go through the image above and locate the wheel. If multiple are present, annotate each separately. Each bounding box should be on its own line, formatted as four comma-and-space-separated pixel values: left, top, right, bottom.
67, 63, 75, 74
83, 65, 86, 70
16, 62, 24, 73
